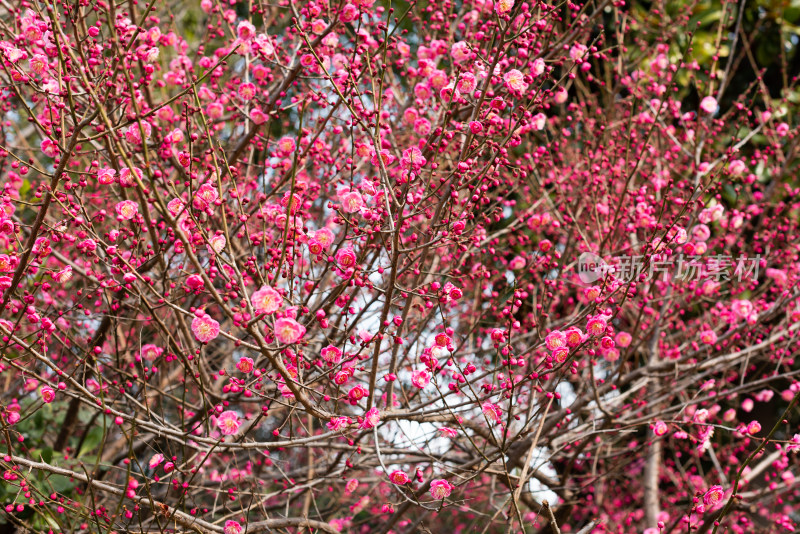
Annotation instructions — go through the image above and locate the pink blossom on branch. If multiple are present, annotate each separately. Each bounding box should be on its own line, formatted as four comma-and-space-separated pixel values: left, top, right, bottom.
273, 317, 306, 344
251, 285, 282, 315
191, 313, 220, 343
430, 479, 454, 500
216, 411, 241, 436
359, 407, 380, 429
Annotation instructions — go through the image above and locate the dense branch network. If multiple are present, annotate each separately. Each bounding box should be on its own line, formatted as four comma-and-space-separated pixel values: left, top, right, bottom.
0, 0, 798, 533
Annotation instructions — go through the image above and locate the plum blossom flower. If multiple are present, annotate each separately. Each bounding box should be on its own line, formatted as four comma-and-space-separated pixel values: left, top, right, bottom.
209, 234, 227, 255
746, 421, 761, 435
315, 228, 336, 249
341, 191, 365, 213
335, 248, 357, 269
569, 43, 588, 61
552, 346, 569, 362
216, 411, 241, 435
119, 166, 143, 187
413, 117, 432, 136
192, 313, 220, 343
700, 329, 717, 345
442, 282, 463, 301
434, 333, 453, 350
754, 389, 774, 402
345, 478, 359, 493
224, 520, 243, 534
251, 285, 282, 315
652, 420, 668, 436
564, 327, 584, 347
238, 82, 256, 101
456, 73, 476, 95
531, 58, 546, 77
237, 20, 255, 41
40, 386, 55, 403
400, 147, 426, 171
251, 34, 274, 56
97, 168, 116, 185
693, 409, 709, 423
140, 344, 163, 361
490, 328, 506, 343
124, 122, 151, 144
167, 198, 185, 217
348, 384, 368, 403
250, 108, 267, 124
728, 159, 747, 176
614, 331, 632, 348
333, 370, 350, 385
277, 137, 296, 155
274, 317, 306, 344
149, 453, 164, 469
787, 434, 800, 453
545, 330, 566, 350
192, 183, 218, 211
494, 0, 514, 15
389, 470, 410, 484
696, 425, 714, 452
439, 427, 458, 438
53, 266, 73, 283
321, 345, 343, 365
692, 224, 711, 242
165, 129, 184, 144
115, 200, 139, 221
503, 69, 527, 93
509, 255, 526, 270
766, 268, 788, 287
372, 148, 396, 167
602, 348, 619, 362
450, 41, 470, 63
29, 54, 48, 74
341, 3, 359, 22
41, 139, 59, 158
327, 416, 350, 431
482, 402, 502, 424
430, 479, 453, 500
428, 69, 448, 90
236, 357, 254, 373
411, 369, 430, 388
700, 96, 718, 114
586, 316, 607, 337
359, 407, 380, 429
186, 275, 204, 291
207, 102, 224, 119
731, 299, 753, 320
703, 485, 725, 507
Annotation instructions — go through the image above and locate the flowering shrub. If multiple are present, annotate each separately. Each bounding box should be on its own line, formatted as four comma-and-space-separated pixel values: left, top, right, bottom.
0, 0, 799, 533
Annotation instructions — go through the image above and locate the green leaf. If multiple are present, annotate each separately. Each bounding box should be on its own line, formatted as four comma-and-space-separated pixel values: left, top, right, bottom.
19, 179, 31, 198
78, 426, 104, 458
722, 184, 737, 204
47, 475, 75, 495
